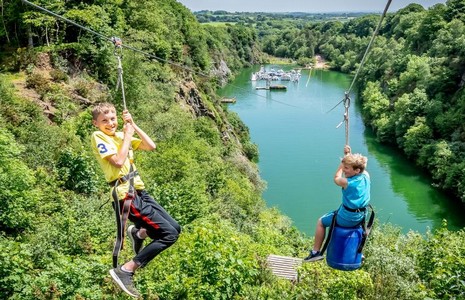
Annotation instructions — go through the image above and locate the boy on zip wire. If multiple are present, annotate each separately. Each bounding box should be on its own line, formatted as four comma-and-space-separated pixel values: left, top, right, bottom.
304, 145, 370, 262
91, 102, 181, 298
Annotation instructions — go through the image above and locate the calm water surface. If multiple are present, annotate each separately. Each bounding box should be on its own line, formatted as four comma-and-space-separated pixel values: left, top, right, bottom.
219, 65, 465, 236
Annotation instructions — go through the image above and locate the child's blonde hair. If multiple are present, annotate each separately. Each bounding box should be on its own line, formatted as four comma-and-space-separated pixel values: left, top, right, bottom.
92, 103, 116, 120
342, 153, 368, 172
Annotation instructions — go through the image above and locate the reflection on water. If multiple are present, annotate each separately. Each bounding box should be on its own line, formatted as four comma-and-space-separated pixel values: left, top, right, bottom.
364, 129, 465, 231
220, 65, 465, 235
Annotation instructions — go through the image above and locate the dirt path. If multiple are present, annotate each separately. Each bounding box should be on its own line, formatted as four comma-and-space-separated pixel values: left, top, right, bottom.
314, 55, 328, 69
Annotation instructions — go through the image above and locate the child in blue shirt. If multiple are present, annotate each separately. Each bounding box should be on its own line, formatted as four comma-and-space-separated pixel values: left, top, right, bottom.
304, 145, 370, 262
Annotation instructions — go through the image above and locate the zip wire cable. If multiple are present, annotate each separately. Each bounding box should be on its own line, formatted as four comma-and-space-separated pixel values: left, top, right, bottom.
21, 0, 303, 109
328, 0, 392, 145
21, 0, 209, 78
346, 0, 392, 95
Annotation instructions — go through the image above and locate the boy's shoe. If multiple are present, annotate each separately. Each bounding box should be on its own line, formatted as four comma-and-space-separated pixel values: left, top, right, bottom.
127, 225, 144, 255
109, 265, 140, 298
303, 250, 324, 262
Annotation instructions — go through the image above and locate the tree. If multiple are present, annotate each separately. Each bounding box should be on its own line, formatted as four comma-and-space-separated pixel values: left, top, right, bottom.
398, 55, 431, 93
403, 116, 433, 159
393, 88, 429, 148
362, 81, 390, 124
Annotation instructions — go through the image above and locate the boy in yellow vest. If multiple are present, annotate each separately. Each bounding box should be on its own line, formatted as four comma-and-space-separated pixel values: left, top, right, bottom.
91, 103, 181, 298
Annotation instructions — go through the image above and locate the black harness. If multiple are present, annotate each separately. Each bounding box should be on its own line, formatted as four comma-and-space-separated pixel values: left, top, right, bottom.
342, 204, 367, 213
110, 167, 138, 268
320, 204, 375, 256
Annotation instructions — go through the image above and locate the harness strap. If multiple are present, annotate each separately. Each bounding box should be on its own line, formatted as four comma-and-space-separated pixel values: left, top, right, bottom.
357, 204, 375, 253
108, 170, 139, 187
320, 209, 338, 255
111, 165, 137, 268
342, 204, 366, 213
320, 204, 375, 256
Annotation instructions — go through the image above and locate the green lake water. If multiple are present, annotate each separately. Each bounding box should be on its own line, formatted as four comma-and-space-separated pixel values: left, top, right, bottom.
219, 65, 465, 236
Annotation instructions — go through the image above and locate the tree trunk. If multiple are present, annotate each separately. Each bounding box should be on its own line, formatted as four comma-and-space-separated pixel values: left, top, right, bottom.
0, 0, 10, 43
27, 24, 33, 48
45, 25, 49, 47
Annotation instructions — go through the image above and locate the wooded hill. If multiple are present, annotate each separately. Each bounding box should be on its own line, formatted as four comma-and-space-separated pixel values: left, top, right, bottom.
240, 1, 465, 204
0, 0, 464, 299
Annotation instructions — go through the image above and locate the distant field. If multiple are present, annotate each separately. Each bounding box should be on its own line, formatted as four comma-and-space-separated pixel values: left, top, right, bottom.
202, 22, 236, 26
194, 11, 372, 24
267, 57, 294, 64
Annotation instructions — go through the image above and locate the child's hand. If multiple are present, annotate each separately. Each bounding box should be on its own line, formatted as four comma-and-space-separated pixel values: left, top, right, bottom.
344, 145, 351, 155
123, 122, 135, 137
122, 110, 134, 124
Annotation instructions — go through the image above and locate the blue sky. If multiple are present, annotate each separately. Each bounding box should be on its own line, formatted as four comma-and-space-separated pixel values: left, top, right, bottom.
176, 0, 447, 13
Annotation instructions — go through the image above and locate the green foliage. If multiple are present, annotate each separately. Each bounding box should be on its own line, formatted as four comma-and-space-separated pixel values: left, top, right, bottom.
138, 217, 262, 299
0, 236, 35, 299
419, 223, 465, 298
56, 148, 99, 194
25, 72, 50, 95
363, 224, 427, 299
49, 69, 69, 83
403, 116, 433, 159
17, 254, 109, 300
296, 263, 374, 299
153, 180, 210, 226
0, 127, 39, 232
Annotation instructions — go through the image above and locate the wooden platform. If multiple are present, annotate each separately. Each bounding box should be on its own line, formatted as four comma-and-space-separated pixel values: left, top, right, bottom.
266, 254, 303, 281
220, 97, 236, 103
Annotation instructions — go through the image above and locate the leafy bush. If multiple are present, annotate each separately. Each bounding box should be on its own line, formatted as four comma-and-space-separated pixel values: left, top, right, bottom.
296, 263, 374, 300
50, 69, 69, 83
73, 79, 91, 98
0, 128, 40, 232
418, 223, 465, 299
363, 224, 427, 299
139, 217, 262, 299
25, 72, 50, 95
56, 148, 99, 194
0, 236, 35, 299
152, 180, 210, 225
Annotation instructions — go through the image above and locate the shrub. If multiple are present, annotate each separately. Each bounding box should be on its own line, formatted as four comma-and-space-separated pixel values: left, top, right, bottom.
0, 236, 35, 299
73, 79, 91, 98
25, 72, 50, 95
50, 69, 69, 83
418, 223, 465, 299
363, 224, 427, 299
138, 217, 262, 299
56, 148, 99, 194
0, 128, 40, 232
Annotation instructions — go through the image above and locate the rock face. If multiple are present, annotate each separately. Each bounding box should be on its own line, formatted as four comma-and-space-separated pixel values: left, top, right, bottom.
177, 79, 215, 119
210, 59, 231, 87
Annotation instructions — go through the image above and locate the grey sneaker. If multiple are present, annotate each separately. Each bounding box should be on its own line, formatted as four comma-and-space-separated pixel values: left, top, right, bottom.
303, 250, 324, 262
109, 265, 140, 298
127, 225, 144, 255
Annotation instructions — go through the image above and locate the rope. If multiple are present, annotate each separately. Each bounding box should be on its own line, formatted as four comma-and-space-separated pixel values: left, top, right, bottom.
111, 37, 128, 110
330, 0, 392, 145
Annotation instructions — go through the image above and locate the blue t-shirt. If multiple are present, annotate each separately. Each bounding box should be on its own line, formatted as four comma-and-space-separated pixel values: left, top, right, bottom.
337, 172, 370, 226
